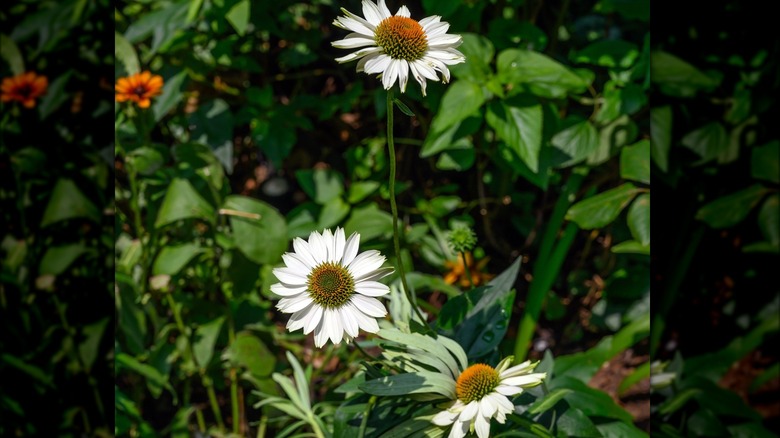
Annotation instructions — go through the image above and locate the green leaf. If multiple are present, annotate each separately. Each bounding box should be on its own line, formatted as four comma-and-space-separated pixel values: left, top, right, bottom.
116, 276, 147, 355
551, 376, 633, 423
1, 34, 24, 75
486, 99, 543, 172
41, 178, 100, 227
127, 146, 165, 175
566, 183, 641, 229
188, 99, 235, 173
751, 141, 779, 183
527, 388, 572, 414
344, 203, 393, 242
551, 119, 599, 166
193, 317, 225, 369
757, 195, 780, 247
318, 197, 350, 229
620, 140, 650, 184
223, 195, 288, 265
572, 40, 640, 69
627, 194, 650, 246
296, 169, 344, 204
449, 33, 494, 82
750, 363, 780, 393
497, 49, 588, 98
436, 143, 475, 171
596, 421, 648, 438
38, 71, 72, 120
116, 353, 171, 392
359, 371, 456, 399
650, 106, 672, 172
223, 332, 275, 378
115, 31, 139, 74
79, 318, 109, 373
611, 240, 650, 255
1, 353, 53, 387
651, 51, 721, 97
226, 0, 250, 36
681, 122, 728, 164
346, 181, 380, 204
695, 184, 769, 229
618, 361, 650, 395
555, 407, 602, 438
155, 178, 215, 228
451, 257, 522, 358
153, 70, 187, 122
598, 0, 649, 20
124, 0, 189, 55
39, 243, 90, 275
152, 243, 204, 275
378, 329, 463, 378
393, 98, 415, 117
429, 80, 485, 132
420, 116, 481, 158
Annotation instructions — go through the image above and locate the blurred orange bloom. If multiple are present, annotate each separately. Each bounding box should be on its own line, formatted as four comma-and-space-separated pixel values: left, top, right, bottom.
115, 71, 163, 108
443, 252, 495, 288
1, 71, 48, 108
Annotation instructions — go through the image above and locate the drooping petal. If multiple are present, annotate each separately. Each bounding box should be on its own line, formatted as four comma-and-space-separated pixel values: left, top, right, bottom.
303, 305, 324, 335
350, 294, 387, 318
340, 306, 360, 338
347, 302, 380, 333
354, 280, 391, 297
459, 401, 479, 422
474, 413, 490, 438
432, 409, 458, 426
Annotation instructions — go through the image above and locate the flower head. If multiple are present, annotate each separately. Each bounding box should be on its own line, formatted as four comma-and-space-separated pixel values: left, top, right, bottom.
447, 226, 477, 254
1, 71, 48, 108
444, 252, 494, 288
272, 227, 393, 347
332, 0, 465, 96
115, 71, 163, 108
433, 357, 547, 438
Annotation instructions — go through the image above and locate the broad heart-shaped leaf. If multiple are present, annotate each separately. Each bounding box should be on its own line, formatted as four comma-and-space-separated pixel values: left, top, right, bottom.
486, 99, 543, 172
550, 118, 599, 167
651, 51, 721, 97
751, 140, 779, 183
41, 178, 101, 227
450, 257, 522, 359
226, 0, 250, 36
344, 203, 393, 242
620, 140, 650, 184
222, 331, 275, 378
681, 122, 728, 164
152, 243, 205, 275
550, 376, 633, 423
627, 193, 650, 246
318, 196, 350, 229
695, 184, 770, 229
566, 183, 641, 229
497, 49, 588, 98
222, 195, 287, 265
449, 33, 494, 82
650, 106, 672, 172
193, 317, 224, 369
428, 80, 486, 133
155, 178, 215, 228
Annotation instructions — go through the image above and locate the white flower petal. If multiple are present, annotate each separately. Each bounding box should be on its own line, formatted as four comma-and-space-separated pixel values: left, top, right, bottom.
348, 250, 385, 280
307, 230, 328, 264
396, 5, 410, 17
424, 21, 450, 38
292, 237, 318, 268
270, 282, 307, 297
347, 302, 380, 332
334, 227, 346, 263
282, 253, 310, 273
460, 401, 479, 422
494, 384, 522, 396
302, 305, 323, 334
432, 409, 458, 426
350, 294, 387, 318
355, 280, 391, 297
474, 414, 490, 438
340, 306, 360, 338
500, 373, 546, 387
499, 360, 534, 378
356, 267, 394, 282
479, 395, 497, 418
493, 393, 514, 413
321, 228, 336, 262
364, 54, 393, 74
335, 47, 383, 64
448, 419, 469, 438
397, 59, 409, 93
314, 316, 329, 347
332, 35, 377, 49
277, 294, 313, 313
325, 308, 344, 345
273, 268, 307, 286
342, 232, 361, 266
376, 0, 392, 18
381, 59, 400, 90
419, 15, 441, 28
362, 0, 383, 26
286, 303, 313, 331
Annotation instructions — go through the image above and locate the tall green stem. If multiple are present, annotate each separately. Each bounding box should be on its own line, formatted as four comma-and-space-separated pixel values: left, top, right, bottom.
386, 90, 428, 325
460, 251, 474, 290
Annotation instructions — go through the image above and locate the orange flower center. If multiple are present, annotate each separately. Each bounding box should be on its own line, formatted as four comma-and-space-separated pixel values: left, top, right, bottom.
374, 16, 428, 61
456, 364, 499, 403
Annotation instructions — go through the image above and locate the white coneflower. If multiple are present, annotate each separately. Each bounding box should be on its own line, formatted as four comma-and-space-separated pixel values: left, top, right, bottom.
432, 357, 547, 438
272, 227, 393, 348
332, 0, 465, 96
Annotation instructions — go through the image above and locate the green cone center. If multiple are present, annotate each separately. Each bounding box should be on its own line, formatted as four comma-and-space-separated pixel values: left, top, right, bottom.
375, 16, 428, 61
456, 364, 500, 403
307, 262, 355, 309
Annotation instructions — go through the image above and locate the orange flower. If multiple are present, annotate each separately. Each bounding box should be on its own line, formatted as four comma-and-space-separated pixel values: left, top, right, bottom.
115, 71, 163, 108
443, 252, 495, 288
1, 71, 48, 108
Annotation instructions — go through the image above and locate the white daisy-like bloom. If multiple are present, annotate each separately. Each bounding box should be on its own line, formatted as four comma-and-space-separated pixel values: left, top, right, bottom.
432, 357, 547, 438
331, 0, 465, 96
271, 227, 393, 348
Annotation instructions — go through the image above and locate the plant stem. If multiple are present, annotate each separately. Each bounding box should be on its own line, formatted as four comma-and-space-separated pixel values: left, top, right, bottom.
460, 251, 474, 290
358, 396, 377, 438
386, 90, 428, 326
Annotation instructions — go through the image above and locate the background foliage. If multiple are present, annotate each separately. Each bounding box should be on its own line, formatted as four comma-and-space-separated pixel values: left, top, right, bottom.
110, 0, 654, 436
